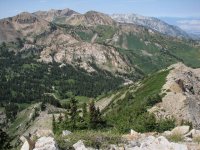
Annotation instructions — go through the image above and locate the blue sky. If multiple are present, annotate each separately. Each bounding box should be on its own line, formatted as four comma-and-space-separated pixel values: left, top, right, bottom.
0, 0, 200, 19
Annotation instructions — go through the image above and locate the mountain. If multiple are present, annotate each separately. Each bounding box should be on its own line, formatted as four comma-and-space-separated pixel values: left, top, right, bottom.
0, 12, 51, 43
111, 14, 191, 39
0, 10, 130, 74
1, 8, 200, 150
53, 10, 116, 26
0, 9, 200, 75
34, 8, 79, 22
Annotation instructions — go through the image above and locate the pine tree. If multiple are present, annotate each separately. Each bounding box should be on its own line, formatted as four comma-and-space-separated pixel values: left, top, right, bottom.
89, 100, 97, 128
69, 97, 78, 129
0, 129, 12, 149
52, 114, 56, 133
89, 101, 106, 129
96, 107, 101, 122
82, 102, 87, 119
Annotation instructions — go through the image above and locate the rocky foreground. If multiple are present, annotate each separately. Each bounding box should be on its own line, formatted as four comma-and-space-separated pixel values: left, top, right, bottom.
21, 125, 200, 150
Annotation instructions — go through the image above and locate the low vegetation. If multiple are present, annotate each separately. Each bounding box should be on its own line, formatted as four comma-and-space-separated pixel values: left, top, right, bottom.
167, 133, 184, 142
57, 130, 122, 149
105, 70, 175, 133
193, 136, 200, 144
53, 97, 107, 134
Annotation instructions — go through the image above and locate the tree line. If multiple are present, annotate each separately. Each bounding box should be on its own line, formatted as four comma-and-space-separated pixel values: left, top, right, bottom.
52, 97, 107, 134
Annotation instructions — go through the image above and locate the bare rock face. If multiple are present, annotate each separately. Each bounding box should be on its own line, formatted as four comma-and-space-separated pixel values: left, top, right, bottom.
0, 19, 22, 42
149, 63, 200, 128
33, 136, 59, 150
34, 8, 78, 22
39, 39, 130, 73
0, 12, 50, 43
65, 11, 116, 26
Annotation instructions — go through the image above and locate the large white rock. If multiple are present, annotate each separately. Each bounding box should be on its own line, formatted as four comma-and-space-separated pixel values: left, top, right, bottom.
33, 136, 58, 150
73, 140, 87, 150
35, 129, 54, 137
171, 126, 190, 135
131, 136, 188, 150
21, 140, 29, 150
163, 131, 172, 136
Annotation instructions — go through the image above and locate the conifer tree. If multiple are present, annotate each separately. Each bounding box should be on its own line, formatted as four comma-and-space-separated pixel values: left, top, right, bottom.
82, 102, 87, 119
52, 114, 56, 133
0, 129, 12, 149
89, 100, 96, 128
89, 101, 106, 129
69, 97, 78, 129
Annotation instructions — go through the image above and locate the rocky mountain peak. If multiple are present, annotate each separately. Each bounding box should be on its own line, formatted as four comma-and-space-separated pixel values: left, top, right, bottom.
34, 8, 78, 22
84, 11, 116, 25
12, 12, 39, 24
64, 10, 116, 26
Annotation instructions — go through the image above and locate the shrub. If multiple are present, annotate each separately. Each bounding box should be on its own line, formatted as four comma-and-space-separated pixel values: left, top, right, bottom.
193, 136, 200, 144
167, 133, 183, 142
157, 118, 175, 132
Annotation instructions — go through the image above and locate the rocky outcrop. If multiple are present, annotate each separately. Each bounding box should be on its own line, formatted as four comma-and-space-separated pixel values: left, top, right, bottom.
73, 140, 87, 150
128, 136, 188, 150
171, 126, 190, 135
64, 11, 116, 26
39, 40, 131, 73
149, 63, 200, 128
33, 136, 58, 150
122, 130, 188, 150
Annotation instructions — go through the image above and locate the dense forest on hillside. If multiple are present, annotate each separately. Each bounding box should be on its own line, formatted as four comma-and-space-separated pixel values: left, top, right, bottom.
0, 43, 124, 104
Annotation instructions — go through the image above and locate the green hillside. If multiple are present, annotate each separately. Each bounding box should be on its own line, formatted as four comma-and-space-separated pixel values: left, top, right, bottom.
105, 69, 175, 133
69, 24, 200, 74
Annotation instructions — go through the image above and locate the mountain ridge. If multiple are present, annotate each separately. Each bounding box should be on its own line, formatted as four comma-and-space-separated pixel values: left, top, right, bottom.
111, 13, 191, 39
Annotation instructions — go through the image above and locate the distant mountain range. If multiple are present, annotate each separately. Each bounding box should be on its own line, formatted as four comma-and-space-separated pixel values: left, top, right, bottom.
111, 14, 192, 39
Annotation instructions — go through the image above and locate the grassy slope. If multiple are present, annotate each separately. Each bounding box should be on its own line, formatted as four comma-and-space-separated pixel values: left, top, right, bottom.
105, 69, 170, 133
117, 32, 200, 74
70, 24, 200, 74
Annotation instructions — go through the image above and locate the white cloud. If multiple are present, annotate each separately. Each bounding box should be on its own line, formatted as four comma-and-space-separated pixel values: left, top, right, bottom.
177, 19, 200, 32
